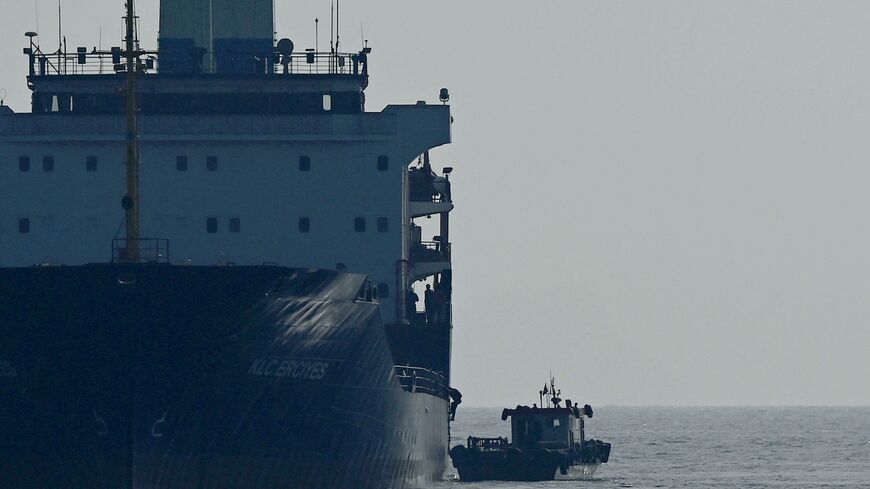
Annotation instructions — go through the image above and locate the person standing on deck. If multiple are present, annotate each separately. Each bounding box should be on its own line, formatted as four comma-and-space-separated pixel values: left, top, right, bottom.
424, 284, 436, 324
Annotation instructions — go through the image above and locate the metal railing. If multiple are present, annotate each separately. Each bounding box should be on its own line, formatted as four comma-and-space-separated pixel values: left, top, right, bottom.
410, 241, 451, 263
26, 48, 160, 77
395, 365, 448, 399
409, 171, 451, 203
468, 437, 510, 451
111, 238, 170, 264
274, 51, 369, 76
25, 46, 367, 77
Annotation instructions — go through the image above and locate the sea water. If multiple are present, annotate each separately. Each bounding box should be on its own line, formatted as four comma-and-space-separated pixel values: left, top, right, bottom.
438, 407, 870, 488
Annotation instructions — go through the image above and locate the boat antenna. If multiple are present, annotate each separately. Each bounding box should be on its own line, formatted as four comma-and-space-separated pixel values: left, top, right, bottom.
315, 17, 319, 53
57, 0, 61, 72
335, 0, 340, 52
330, 1, 334, 72
34, 0, 40, 38
122, 0, 141, 262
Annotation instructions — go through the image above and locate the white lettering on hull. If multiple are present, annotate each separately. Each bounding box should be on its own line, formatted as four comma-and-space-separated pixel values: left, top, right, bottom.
248, 357, 329, 381
0, 361, 17, 378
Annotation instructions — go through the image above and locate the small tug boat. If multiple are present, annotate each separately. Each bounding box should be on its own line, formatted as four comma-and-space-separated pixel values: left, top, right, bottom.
449, 377, 611, 481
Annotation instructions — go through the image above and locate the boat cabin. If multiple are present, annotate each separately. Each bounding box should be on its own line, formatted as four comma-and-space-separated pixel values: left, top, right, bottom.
502, 403, 591, 450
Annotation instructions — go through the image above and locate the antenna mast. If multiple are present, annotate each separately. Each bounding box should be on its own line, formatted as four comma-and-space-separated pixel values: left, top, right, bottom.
123, 0, 141, 261
57, 0, 61, 73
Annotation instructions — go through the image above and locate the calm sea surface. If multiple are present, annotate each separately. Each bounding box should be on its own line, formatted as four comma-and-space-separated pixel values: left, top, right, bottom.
437, 407, 870, 489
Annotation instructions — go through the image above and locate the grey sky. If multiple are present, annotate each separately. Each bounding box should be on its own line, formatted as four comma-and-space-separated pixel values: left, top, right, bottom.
2, 1, 868, 407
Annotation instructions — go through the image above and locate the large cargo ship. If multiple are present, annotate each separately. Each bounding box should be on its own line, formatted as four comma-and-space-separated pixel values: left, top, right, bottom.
0, 1, 457, 488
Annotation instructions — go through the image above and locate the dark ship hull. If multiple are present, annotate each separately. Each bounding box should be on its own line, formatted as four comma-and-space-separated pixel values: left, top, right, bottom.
0, 265, 448, 489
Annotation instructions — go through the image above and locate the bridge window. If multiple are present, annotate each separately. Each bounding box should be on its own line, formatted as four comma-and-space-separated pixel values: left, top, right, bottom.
86, 156, 98, 172
206, 217, 218, 233
354, 217, 366, 232
18, 218, 30, 234
207, 156, 218, 172
19, 156, 30, 172
377, 283, 389, 298
229, 217, 241, 233
42, 156, 55, 172
298, 217, 310, 233
377, 155, 389, 171
176, 156, 188, 171
299, 155, 311, 172
377, 217, 389, 233
323, 94, 332, 111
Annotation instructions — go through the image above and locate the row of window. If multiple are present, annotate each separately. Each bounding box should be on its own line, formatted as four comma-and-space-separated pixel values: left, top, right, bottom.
15, 155, 390, 173
204, 217, 390, 234
14, 216, 392, 234
18, 156, 99, 172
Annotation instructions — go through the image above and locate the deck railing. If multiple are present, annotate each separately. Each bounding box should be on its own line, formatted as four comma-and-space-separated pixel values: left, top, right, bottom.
395, 365, 448, 399
410, 241, 451, 263
111, 238, 170, 264
25, 46, 367, 77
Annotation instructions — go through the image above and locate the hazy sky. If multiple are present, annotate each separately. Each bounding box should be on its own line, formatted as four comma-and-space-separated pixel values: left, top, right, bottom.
2, 1, 869, 407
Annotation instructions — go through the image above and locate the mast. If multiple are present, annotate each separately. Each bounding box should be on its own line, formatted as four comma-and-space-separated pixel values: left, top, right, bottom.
123, 0, 140, 261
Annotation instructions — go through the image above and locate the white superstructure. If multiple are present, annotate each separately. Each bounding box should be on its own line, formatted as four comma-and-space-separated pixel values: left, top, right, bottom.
0, 2, 454, 327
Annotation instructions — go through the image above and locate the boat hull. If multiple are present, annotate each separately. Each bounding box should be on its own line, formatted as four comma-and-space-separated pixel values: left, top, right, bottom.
0, 265, 448, 489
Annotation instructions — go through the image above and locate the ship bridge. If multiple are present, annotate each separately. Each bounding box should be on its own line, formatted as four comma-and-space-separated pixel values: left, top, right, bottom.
23, 47, 370, 116
22, 0, 370, 116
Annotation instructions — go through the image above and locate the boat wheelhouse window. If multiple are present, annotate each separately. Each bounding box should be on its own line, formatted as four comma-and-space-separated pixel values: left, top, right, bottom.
207, 156, 218, 172
299, 155, 311, 172
86, 156, 98, 172
176, 156, 188, 171
377, 283, 389, 298
18, 218, 30, 234
206, 217, 218, 233
19, 156, 30, 172
43, 156, 55, 172
377, 217, 389, 233
552, 418, 560, 427
229, 217, 241, 233
322, 94, 332, 111
298, 217, 311, 233
377, 155, 389, 171
354, 217, 366, 232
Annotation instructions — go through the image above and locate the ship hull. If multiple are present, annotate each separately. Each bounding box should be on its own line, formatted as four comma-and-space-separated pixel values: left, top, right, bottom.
0, 265, 448, 489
